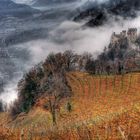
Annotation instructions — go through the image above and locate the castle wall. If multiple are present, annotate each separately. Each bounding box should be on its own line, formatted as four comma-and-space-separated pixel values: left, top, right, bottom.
111, 28, 138, 45
127, 28, 137, 42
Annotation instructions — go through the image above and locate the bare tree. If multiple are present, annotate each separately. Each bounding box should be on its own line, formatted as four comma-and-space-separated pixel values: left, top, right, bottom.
44, 74, 71, 125
0, 100, 3, 112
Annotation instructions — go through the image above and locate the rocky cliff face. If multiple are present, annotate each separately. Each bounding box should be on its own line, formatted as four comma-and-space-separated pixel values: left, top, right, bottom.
74, 0, 140, 27
0, 0, 39, 18
32, 0, 76, 7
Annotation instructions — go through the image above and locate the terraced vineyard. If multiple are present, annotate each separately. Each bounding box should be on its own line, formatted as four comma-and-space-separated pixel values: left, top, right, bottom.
0, 72, 140, 140
67, 72, 140, 98
65, 72, 140, 137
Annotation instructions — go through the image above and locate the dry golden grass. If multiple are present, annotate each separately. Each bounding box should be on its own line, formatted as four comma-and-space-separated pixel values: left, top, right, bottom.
0, 72, 140, 140
65, 72, 140, 123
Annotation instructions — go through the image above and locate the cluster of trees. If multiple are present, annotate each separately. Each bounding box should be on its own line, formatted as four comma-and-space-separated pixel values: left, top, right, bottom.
86, 35, 140, 75
11, 51, 81, 120
11, 51, 92, 123
85, 51, 125, 75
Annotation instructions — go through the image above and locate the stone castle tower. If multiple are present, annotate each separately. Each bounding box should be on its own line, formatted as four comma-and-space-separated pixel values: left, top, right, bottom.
111, 28, 138, 45
127, 28, 137, 42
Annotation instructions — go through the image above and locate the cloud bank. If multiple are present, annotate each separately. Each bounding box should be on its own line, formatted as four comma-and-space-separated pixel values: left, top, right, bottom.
17, 16, 140, 65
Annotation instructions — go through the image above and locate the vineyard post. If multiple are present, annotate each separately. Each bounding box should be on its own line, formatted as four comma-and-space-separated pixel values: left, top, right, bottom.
105, 74, 108, 95
99, 74, 102, 96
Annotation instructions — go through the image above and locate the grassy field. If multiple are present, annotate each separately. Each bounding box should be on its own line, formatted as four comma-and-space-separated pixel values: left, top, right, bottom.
0, 72, 140, 140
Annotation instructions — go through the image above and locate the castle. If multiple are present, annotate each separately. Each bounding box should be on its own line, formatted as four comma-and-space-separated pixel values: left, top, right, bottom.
111, 28, 138, 44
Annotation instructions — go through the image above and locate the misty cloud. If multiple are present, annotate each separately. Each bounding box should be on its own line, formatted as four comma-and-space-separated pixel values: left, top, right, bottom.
9, 14, 140, 68
17, 16, 140, 65
0, 80, 18, 109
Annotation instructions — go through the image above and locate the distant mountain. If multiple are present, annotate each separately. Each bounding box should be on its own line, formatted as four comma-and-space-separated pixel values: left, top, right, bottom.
0, 0, 39, 18
74, 0, 140, 27
32, 0, 76, 7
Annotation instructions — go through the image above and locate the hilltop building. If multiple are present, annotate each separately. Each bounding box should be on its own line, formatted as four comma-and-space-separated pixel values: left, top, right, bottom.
127, 28, 137, 42
111, 28, 138, 45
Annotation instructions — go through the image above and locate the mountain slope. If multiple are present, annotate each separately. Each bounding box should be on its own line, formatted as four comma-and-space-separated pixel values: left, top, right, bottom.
32, 0, 76, 7
0, 0, 39, 18
74, 0, 140, 27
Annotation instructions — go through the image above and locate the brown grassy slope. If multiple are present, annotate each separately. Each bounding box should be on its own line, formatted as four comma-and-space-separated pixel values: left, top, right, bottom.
0, 72, 140, 140
65, 72, 140, 123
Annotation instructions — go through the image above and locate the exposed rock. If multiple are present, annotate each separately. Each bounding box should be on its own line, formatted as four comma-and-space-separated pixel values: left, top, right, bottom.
74, 0, 140, 27
32, 0, 76, 7
0, 0, 39, 19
